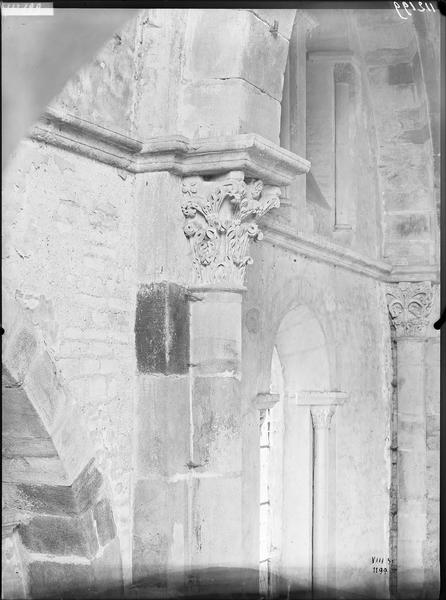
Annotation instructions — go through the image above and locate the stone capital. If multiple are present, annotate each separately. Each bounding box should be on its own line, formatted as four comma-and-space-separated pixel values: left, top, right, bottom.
386, 281, 433, 338
310, 405, 335, 430
181, 171, 282, 287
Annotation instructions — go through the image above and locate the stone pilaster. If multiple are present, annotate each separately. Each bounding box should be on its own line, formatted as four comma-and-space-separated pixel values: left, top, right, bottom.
177, 139, 309, 593
385, 281, 434, 599
133, 134, 308, 594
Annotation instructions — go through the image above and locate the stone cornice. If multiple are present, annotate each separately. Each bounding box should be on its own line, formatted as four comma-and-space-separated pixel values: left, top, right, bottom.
140, 134, 310, 185
30, 109, 309, 186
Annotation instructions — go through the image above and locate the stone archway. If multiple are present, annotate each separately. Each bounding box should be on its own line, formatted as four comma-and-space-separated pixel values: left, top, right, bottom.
2, 292, 122, 599
267, 303, 347, 599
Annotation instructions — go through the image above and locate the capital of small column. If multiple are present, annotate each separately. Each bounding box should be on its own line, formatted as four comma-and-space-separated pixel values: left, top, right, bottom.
386, 281, 433, 339
311, 405, 335, 430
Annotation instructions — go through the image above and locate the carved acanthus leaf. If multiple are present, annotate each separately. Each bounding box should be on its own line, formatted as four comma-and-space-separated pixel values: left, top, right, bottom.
386, 281, 433, 338
181, 173, 281, 287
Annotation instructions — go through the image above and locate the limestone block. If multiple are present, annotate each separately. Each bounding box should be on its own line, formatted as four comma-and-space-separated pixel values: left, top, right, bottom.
19, 514, 98, 558
4, 327, 37, 383
135, 283, 189, 375
136, 172, 191, 284
136, 375, 190, 477
386, 214, 430, 240
384, 239, 432, 265
192, 377, 242, 473
50, 407, 94, 484
190, 476, 243, 566
1, 534, 27, 600
247, 9, 297, 40
132, 478, 188, 584
72, 459, 104, 513
23, 351, 62, 429
27, 560, 95, 599
383, 190, 432, 212
388, 62, 414, 85
93, 499, 117, 547
398, 452, 426, 500
186, 9, 288, 101
179, 79, 281, 144
398, 510, 426, 542
92, 537, 123, 597
9, 482, 78, 516
190, 292, 242, 377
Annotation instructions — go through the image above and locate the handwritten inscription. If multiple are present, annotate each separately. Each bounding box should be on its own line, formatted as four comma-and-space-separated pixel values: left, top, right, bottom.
371, 556, 393, 574
394, 2, 436, 19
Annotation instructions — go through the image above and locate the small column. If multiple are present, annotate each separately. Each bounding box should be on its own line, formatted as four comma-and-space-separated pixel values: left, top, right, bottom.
287, 391, 347, 598
386, 281, 434, 599
311, 405, 335, 597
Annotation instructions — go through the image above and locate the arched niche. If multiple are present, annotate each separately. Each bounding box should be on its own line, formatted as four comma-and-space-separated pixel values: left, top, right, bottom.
262, 303, 342, 598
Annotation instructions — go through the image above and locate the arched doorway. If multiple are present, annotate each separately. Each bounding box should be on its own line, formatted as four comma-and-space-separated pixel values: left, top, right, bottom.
259, 304, 346, 599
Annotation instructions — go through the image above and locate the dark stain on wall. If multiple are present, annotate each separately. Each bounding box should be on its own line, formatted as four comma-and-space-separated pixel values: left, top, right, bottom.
135, 282, 190, 375
388, 62, 414, 86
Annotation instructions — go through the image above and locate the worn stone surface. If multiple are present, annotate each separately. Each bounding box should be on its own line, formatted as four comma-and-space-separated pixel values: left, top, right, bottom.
136, 375, 190, 477
12, 482, 78, 516
192, 377, 242, 473
92, 537, 123, 597
27, 561, 96, 599
132, 478, 188, 584
180, 78, 281, 143
93, 498, 116, 546
185, 9, 288, 101
19, 514, 98, 557
72, 459, 103, 513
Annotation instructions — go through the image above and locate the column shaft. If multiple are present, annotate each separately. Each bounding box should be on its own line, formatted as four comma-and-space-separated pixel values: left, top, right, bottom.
311, 408, 333, 597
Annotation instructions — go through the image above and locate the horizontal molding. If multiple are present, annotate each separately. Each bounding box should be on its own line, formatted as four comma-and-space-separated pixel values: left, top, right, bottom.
29, 109, 309, 186
28, 110, 438, 283
263, 222, 392, 280
307, 50, 358, 65
263, 222, 439, 283
286, 391, 349, 406
387, 264, 440, 284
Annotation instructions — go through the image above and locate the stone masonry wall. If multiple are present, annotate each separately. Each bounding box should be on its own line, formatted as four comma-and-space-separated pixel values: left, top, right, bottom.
2, 138, 138, 584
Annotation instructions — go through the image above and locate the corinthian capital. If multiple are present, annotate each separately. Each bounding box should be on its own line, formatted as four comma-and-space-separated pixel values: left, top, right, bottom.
386, 281, 433, 338
181, 171, 281, 287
